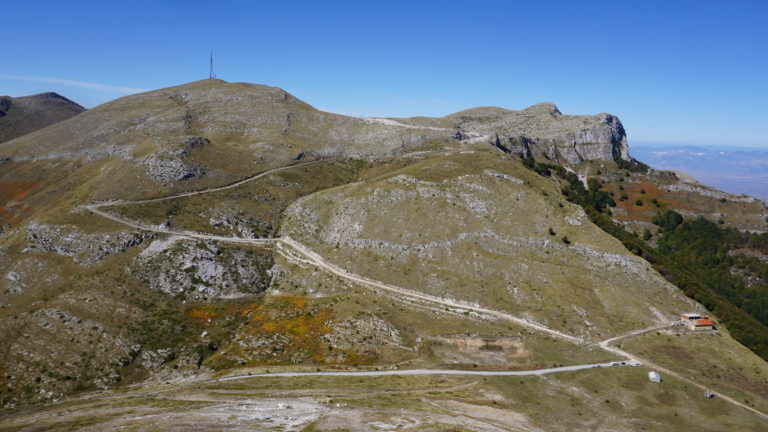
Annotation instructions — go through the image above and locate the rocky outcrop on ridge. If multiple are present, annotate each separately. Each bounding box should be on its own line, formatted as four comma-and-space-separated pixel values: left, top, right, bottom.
445, 102, 629, 166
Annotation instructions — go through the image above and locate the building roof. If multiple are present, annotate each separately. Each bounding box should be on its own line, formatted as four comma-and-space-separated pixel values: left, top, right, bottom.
693, 319, 715, 326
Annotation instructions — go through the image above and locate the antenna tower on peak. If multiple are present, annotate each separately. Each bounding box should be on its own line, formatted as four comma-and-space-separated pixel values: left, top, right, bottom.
209, 50, 216, 79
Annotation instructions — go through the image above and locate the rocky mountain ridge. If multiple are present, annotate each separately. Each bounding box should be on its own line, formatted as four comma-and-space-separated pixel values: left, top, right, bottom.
0, 80, 629, 167
0, 80, 636, 211
450, 102, 629, 165
1, 79, 767, 430
392, 101, 630, 166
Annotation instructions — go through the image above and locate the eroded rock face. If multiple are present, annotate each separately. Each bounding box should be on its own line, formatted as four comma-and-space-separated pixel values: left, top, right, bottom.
138, 135, 212, 182
140, 150, 206, 182
542, 114, 628, 165
133, 237, 272, 299
208, 207, 273, 238
451, 103, 630, 166
327, 315, 402, 354
182, 136, 211, 148
26, 224, 150, 264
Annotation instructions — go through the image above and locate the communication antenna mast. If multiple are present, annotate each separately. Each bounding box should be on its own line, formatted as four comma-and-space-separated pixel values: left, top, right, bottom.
209, 50, 216, 79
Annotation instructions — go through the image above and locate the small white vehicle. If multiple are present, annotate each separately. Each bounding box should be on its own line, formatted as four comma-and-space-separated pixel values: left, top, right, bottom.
610, 362, 621, 366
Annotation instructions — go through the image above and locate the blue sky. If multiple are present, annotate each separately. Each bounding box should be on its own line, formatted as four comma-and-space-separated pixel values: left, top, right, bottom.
2, 1, 767, 146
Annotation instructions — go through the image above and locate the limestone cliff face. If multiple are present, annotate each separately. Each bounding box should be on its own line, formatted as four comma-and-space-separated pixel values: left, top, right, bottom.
445, 102, 630, 166
520, 113, 628, 166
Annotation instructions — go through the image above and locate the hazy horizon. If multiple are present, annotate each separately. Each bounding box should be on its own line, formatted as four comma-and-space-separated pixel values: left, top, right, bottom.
631, 143, 768, 199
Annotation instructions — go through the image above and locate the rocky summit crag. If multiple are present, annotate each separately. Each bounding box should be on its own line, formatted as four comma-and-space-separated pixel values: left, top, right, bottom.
445, 102, 629, 165
0, 79, 767, 431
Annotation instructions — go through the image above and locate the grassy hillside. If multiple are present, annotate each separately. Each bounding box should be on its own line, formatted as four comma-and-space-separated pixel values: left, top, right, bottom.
530, 157, 768, 360
279, 150, 700, 340
1, 79, 767, 428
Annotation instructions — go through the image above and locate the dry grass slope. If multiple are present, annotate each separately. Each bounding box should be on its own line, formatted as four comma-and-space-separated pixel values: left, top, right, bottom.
280, 151, 701, 340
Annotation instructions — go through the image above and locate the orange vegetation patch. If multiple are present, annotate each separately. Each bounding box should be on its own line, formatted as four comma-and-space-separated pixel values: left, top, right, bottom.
246, 296, 333, 357
237, 302, 261, 319
604, 178, 693, 222
215, 295, 373, 367
284, 296, 307, 309
0, 181, 40, 225
185, 304, 220, 323
0, 181, 40, 203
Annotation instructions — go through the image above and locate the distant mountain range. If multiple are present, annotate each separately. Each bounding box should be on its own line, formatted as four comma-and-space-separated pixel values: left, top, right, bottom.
632, 144, 768, 200
0, 92, 85, 143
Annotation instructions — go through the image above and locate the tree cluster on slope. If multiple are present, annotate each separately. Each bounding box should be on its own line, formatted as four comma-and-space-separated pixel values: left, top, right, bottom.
521, 156, 768, 360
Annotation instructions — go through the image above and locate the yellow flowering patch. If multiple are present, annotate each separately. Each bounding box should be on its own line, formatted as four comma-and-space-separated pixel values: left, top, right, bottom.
212, 295, 374, 366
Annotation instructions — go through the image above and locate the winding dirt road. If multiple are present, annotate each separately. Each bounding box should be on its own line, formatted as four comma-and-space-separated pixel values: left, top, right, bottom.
278, 237, 582, 343
81, 159, 582, 344
599, 325, 768, 421
218, 361, 629, 382
81, 159, 768, 421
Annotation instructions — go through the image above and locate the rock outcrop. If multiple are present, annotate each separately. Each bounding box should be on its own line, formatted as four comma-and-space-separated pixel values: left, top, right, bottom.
133, 237, 273, 299
26, 224, 151, 264
140, 151, 207, 182
446, 103, 629, 166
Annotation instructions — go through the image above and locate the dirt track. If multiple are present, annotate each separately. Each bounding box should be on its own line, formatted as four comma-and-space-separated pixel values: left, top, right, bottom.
82, 159, 768, 421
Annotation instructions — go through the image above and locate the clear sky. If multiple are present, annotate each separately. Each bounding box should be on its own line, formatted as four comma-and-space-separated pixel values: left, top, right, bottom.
2, 1, 767, 146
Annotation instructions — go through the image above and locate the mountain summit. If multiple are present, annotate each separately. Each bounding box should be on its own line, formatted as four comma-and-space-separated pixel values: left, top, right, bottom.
1, 80, 767, 430
0, 92, 85, 143
0, 79, 632, 203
